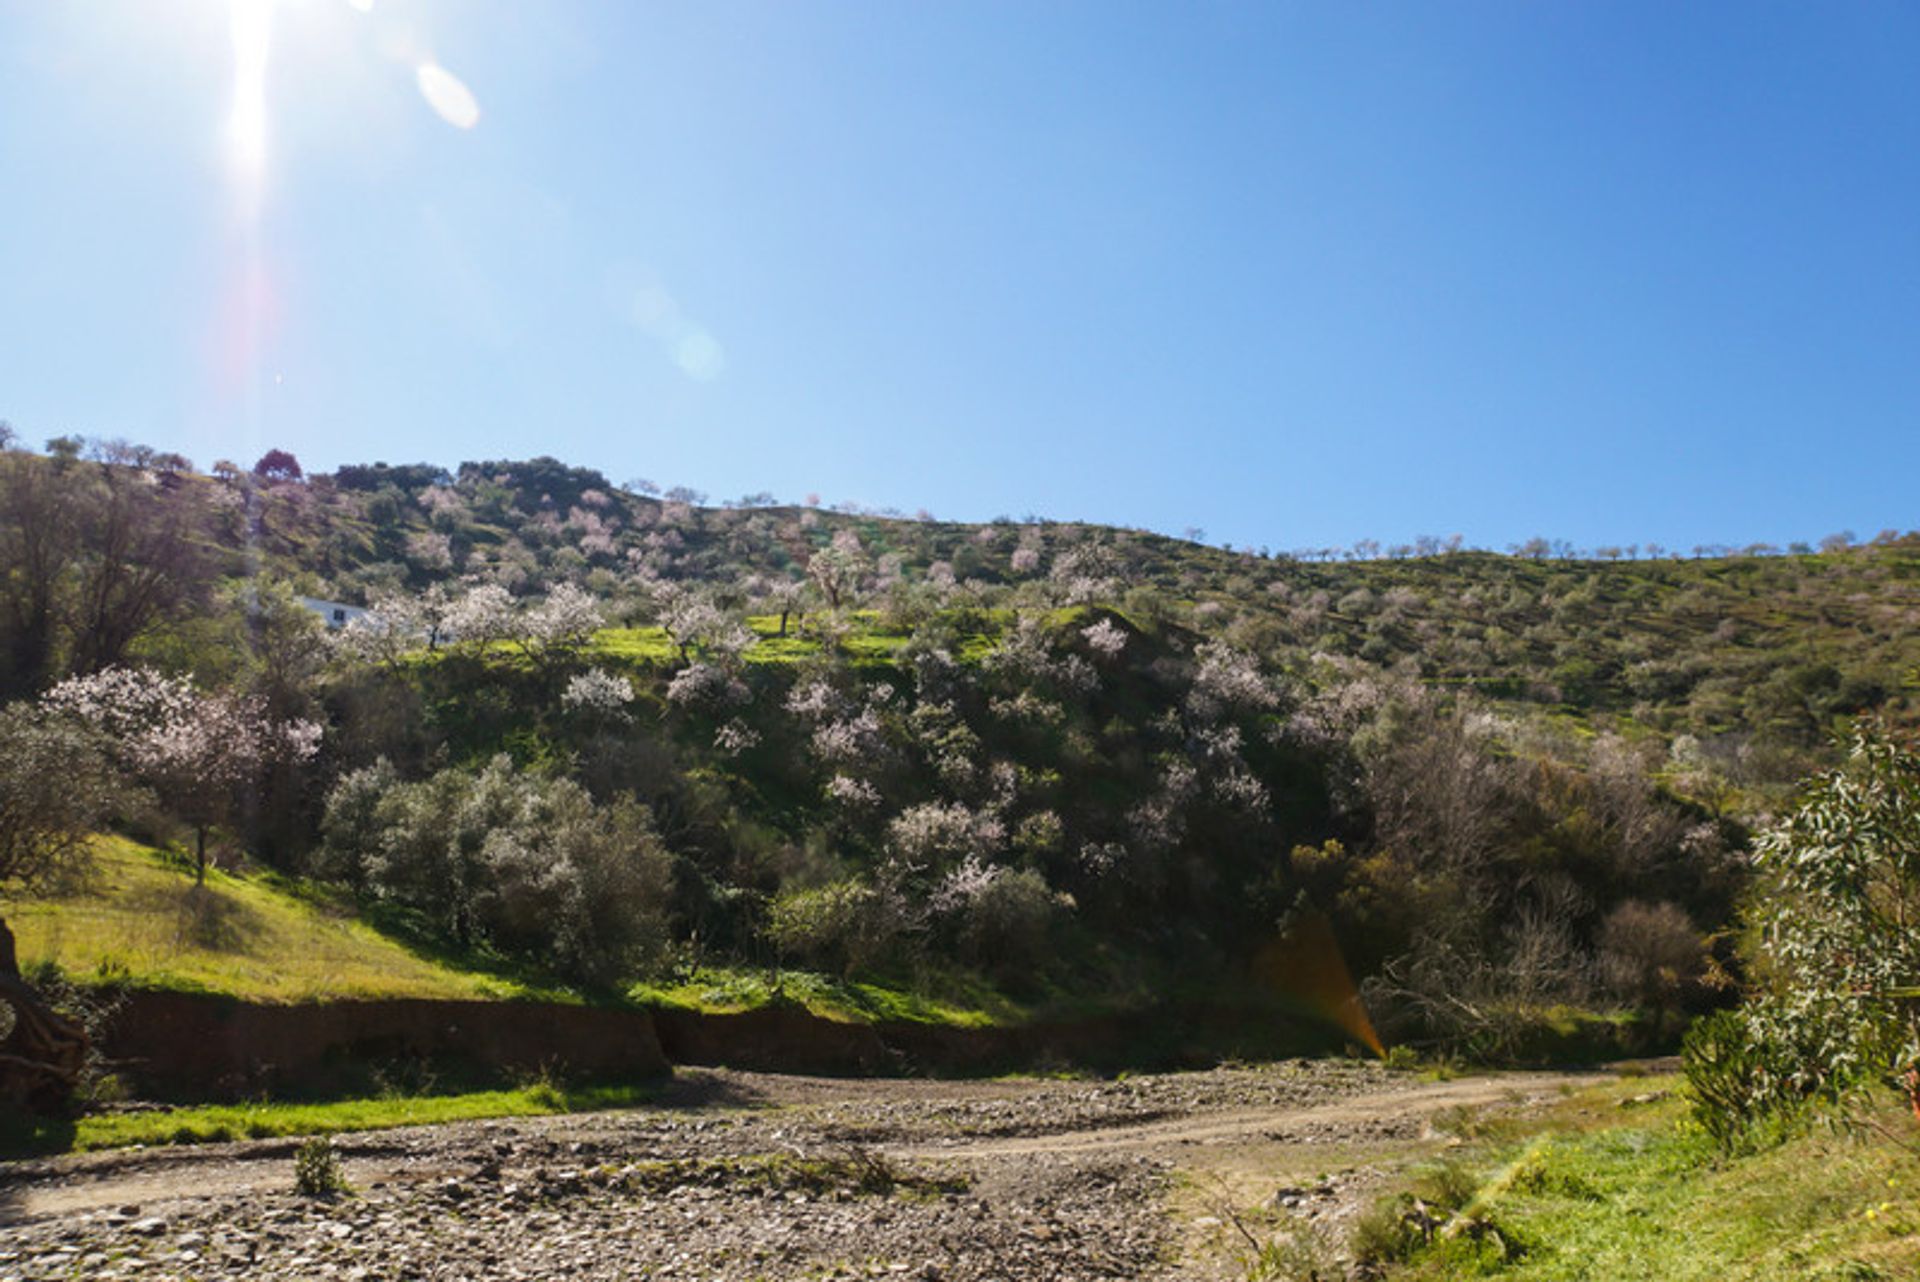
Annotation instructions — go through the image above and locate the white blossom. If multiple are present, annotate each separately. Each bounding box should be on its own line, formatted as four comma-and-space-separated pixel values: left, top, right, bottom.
562, 668, 635, 716
1081, 617, 1128, 658
713, 718, 761, 757
825, 774, 882, 808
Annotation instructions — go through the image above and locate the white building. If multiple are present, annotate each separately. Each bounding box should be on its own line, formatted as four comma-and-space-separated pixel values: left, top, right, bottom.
298, 596, 371, 631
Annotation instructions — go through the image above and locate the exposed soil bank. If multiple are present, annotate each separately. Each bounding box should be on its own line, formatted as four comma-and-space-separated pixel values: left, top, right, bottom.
652, 1003, 1348, 1076
101, 991, 671, 1097
98, 990, 1353, 1099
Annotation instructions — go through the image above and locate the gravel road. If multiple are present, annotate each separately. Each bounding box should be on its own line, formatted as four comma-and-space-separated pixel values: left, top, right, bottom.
0, 1060, 1601, 1280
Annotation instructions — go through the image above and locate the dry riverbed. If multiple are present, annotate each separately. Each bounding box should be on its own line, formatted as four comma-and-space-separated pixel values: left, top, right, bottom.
0, 1060, 1604, 1280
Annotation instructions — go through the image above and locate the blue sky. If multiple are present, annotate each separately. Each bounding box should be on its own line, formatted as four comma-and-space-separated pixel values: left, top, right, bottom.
1, 1, 1915, 553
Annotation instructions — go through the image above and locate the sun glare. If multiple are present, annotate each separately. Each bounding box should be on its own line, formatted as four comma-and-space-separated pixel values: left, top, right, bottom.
226, 0, 272, 214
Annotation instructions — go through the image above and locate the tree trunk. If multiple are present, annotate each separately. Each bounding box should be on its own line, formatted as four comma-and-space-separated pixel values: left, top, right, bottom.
196, 825, 208, 884
0, 915, 91, 1114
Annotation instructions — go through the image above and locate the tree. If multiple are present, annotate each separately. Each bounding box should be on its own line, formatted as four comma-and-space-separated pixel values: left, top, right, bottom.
44, 667, 322, 882
253, 449, 304, 483
0, 706, 122, 963
0, 705, 121, 1110
0, 446, 212, 694
807, 531, 869, 614
67, 449, 210, 675
0, 448, 83, 693
1687, 721, 1920, 1143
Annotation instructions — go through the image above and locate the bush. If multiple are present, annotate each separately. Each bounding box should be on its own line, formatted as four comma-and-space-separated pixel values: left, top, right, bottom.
319, 757, 673, 984
765, 879, 910, 977
1597, 901, 1706, 1008
293, 1136, 350, 1196
942, 865, 1058, 980
1703, 722, 1920, 1139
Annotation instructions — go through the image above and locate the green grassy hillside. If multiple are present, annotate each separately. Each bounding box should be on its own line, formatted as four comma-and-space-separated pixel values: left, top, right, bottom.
9, 837, 549, 1003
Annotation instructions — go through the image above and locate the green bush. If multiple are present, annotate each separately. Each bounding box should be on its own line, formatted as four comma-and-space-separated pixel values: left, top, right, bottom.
293, 1136, 350, 1196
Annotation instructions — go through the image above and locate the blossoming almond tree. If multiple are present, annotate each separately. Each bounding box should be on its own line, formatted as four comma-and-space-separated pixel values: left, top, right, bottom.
44, 666, 322, 882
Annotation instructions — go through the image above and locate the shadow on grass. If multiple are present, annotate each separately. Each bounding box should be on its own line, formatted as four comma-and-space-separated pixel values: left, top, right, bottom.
0, 1113, 78, 1164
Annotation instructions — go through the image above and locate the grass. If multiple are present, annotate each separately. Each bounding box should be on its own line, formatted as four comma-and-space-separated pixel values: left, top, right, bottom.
585, 616, 919, 671
7, 835, 560, 1003
626, 964, 1027, 1027
7, 839, 1063, 1027
1370, 1079, 1920, 1281
0, 1081, 664, 1159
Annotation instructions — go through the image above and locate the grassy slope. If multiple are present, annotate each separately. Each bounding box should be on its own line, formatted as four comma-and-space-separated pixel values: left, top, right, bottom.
8, 837, 1022, 1026
8, 836, 549, 1003
1374, 1080, 1920, 1281
626, 965, 1027, 1027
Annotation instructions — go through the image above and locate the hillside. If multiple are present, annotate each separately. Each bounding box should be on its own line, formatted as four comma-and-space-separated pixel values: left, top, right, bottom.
10, 837, 546, 1004
4, 440, 1919, 1056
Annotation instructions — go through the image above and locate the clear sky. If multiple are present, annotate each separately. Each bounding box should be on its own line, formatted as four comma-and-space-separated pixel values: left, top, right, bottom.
2, 1, 1915, 553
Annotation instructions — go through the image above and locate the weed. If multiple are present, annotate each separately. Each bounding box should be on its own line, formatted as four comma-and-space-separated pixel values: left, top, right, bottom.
1350, 1192, 1433, 1265
1243, 1217, 1340, 1281
293, 1136, 351, 1196
1409, 1159, 1479, 1213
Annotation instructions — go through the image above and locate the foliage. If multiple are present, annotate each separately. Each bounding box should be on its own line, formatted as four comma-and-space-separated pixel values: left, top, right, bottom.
293, 1135, 350, 1196
0, 705, 121, 895
320, 758, 672, 984
8, 440, 1920, 1031
1687, 721, 1920, 1146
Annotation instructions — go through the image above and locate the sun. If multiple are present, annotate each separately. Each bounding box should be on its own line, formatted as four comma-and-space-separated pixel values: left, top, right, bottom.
225, 0, 274, 215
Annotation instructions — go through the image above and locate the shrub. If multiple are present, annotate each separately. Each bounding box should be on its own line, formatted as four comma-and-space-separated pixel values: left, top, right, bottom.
293, 1136, 350, 1196
765, 879, 910, 977
319, 758, 672, 984
1700, 722, 1920, 1141
1597, 901, 1706, 1008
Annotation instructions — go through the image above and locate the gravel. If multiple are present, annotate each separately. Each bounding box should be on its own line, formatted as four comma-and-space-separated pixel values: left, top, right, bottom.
0, 1059, 1416, 1281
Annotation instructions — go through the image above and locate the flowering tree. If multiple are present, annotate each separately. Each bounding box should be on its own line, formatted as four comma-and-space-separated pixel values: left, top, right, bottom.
562, 667, 636, 720
516, 583, 604, 666
807, 530, 869, 614
444, 584, 517, 648
1081, 617, 1128, 660
44, 666, 322, 882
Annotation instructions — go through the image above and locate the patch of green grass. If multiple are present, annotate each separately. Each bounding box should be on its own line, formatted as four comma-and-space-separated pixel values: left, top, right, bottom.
627, 965, 1027, 1027
586, 617, 918, 671
586, 626, 678, 665
9, 836, 560, 1003
1381, 1081, 1920, 1281
0, 1081, 665, 1158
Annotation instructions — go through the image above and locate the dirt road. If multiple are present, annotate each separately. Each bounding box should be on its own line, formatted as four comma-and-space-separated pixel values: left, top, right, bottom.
0, 1060, 1607, 1280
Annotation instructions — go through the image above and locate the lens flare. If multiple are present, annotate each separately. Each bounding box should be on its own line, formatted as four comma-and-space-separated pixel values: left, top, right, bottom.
1250, 911, 1385, 1057
416, 62, 481, 130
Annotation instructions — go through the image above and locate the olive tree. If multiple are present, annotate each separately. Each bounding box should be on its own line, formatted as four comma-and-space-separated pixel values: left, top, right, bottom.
0, 704, 121, 1109
0, 705, 122, 971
